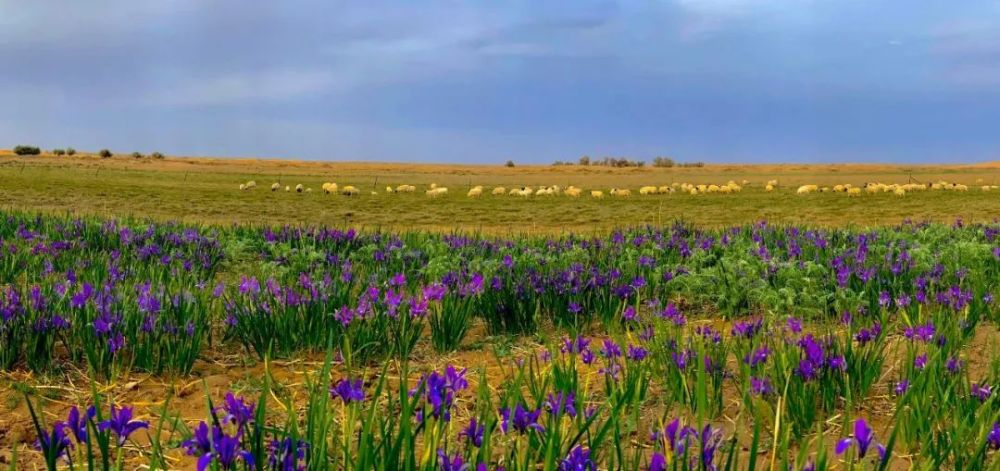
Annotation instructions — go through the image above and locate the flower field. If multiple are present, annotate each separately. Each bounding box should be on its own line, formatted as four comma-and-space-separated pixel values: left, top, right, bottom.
1, 210, 999, 470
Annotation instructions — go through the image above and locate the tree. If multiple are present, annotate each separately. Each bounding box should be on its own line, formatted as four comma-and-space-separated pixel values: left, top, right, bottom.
578, 155, 590, 166
131, 152, 144, 159
52, 149, 66, 156
98, 149, 113, 158
151, 152, 165, 159
505, 160, 515, 168
66, 148, 76, 155
13, 145, 41, 155
653, 156, 675, 168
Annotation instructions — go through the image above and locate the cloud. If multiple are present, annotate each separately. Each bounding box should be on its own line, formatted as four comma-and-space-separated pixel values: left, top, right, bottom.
145, 69, 341, 106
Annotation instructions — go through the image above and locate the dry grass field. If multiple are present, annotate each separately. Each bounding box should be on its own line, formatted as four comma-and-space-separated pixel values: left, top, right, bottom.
0, 151, 997, 233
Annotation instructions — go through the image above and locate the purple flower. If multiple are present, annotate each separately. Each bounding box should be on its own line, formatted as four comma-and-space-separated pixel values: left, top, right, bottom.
220, 393, 255, 430
786, 317, 802, 334
894, 379, 910, 396
268, 436, 308, 471
196, 428, 254, 471
500, 404, 544, 434
560, 446, 595, 471
621, 305, 637, 322
627, 345, 648, 362
750, 377, 773, 396
461, 418, 484, 447
972, 383, 992, 402
731, 318, 763, 339
99, 405, 149, 446
66, 405, 96, 444
904, 322, 936, 342
649, 453, 666, 471
988, 423, 1000, 450
600, 339, 622, 359
437, 449, 467, 471
836, 419, 885, 461
545, 392, 577, 418
35, 421, 72, 460
913, 354, 928, 370
330, 379, 365, 404
743, 346, 770, 368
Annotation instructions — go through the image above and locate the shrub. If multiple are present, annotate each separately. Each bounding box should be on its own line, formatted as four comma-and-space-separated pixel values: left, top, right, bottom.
151, 151, 164, 159
652, 156, 675, 168
13, 145, 41, 156
52, 149, 66, 156
578, 155, 590, 166
66, 148, 76, 155
131, 152, 144, 159
98, 149, 113, 158
505, 160, 515, 167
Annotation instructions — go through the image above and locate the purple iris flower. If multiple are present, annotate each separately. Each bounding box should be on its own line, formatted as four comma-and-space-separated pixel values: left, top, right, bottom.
35, 421, 72, 460
649, 453, 666, 471
835, 419, 885, 461
730, 318, 763, 339
560, 446, 595, 471
545, 392, 577, 418
621, 305, 637, 322
499, 404, 544, 434
627, 345, 648, 362
99, 405, 149, 446
196, 428, 254, 471
913, 354, 928, 370
220, 393, 255, 430
988, 423, 1000, 450
268, 437, 308, 471
750, 377, 773, 396
743, 346, 770, 368
894, 380, 910, 396
330, 379, 365, 404
437, 449, 466, 471
461, 418, 484, 447
66, 406, 96, 444
600, 339, 622, 359
972, 383, 992, 402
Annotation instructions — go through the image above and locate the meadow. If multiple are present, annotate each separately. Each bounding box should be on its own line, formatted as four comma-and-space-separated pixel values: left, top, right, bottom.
0, 152, 998, 470
1, 153, 998, 232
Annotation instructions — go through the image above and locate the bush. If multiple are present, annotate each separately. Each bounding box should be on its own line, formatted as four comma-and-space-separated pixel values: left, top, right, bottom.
98, 149, 112, 159
505, 160, 515, 167
652, 156, 675, 168
151, 151, 164, 159
13, 145, 41, 156
131, 152, 144, 159
578, 155, 590, 166
66, 148, 76, 156
52, 149, 66, 156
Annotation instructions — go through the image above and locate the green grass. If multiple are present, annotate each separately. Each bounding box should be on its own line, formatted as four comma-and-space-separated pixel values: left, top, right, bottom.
1, 155, 997, 233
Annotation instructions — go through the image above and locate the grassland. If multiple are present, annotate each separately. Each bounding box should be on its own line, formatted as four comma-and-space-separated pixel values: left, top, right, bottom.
0, 151, 998, 233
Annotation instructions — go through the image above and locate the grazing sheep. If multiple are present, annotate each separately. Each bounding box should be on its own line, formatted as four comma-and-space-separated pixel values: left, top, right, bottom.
847, 187, 862, 196
285, 186, 290, 192
954, 184, 968, 191
765, 184, 774, 192
396, 184, 416, 193
245, 180, 257, 189
467, 187, 483, 197
386, 186, 395, 193
657, 185, 673, 194
894, 187, 906, 196
322, 183, 338, 194
492, 186, 506, 196
766, 179, 779, 187
833, 184, 846, 193
639, 186, 658, 195
564, 187, 582, 197
239, 184, 246, 191
689, 188, 698, 195
610, 188, 631, 197
796, 185, 818, 195
341, 185, 359, 196
429, 183, 438, 190
271, 182, 280, 191
591, 190, 604, 198
294, 184, 304, 193
426, 187, 448, 197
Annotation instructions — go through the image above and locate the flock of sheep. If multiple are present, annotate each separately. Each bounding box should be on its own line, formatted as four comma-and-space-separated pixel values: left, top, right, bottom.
795, 180, 997, 196
237, 178, 995, 198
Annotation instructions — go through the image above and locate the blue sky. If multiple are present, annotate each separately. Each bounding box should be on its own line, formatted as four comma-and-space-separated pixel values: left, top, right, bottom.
2, 1, 999, 164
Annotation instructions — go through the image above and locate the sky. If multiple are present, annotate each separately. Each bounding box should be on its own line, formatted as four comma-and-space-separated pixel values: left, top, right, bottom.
2, 1, 999, 164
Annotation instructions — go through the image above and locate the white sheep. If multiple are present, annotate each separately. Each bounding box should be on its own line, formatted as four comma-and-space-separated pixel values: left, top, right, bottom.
239, 184, 245, 191
639, 186, 658, 195
610, 188, 631, 197
564, 187, 582, 197
341, 185, 359, 196
467, 187, 483, 197
426, 187, 448, 197
396, 184, 416, 193
591, 190, 604, 198
295, 184, 304, 193
492, 186, 507, 196
796, 185, 818, 195
245, 180, 257, 190
271, 182, 280, 191
847, 187, 862, 196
